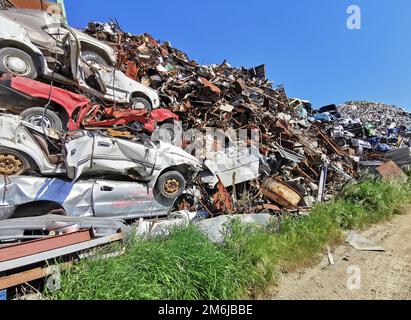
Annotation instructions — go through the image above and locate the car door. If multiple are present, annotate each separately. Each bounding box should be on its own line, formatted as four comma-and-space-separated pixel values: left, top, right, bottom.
64, 131, 94, 181
92, 180, 172, 219
204, 144, 261, 187
91, 135, 158, 180
65, 132, 158, 181
92, 68, 130, 103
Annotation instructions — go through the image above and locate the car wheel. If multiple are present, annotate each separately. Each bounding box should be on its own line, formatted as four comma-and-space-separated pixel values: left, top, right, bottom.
0, 147, 32, 176
81, 50, 110, 67
20, 107, 63, 131
152, 122, 181, 144
131, 97, 152, 111
0, 48, 38, 79
155, 171, 186, 200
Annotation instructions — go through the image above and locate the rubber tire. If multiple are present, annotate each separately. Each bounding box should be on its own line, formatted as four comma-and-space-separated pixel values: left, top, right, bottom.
335, 137, 347, 148
0, 47, 38, 79
155, 171, 186, 200
20, 107, 63, 131
131, 97, 152, 111
152, 122, 181, 144
0, 147, 32, 176
81, 50, 110, 67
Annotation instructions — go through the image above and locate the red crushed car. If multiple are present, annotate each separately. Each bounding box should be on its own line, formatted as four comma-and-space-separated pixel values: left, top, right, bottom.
0, 74, 179, 138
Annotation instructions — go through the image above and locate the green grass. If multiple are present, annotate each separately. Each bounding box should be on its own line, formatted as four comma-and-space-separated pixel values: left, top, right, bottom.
51, 225, 256, 300
49, 178, 411, 300
222, 178, 411, 296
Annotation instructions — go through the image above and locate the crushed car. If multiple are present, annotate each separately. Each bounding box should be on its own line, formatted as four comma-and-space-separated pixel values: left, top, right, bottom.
0, 115, 202, 201
0, 74, 179, 133
0, 176, 185, 221
0, 3, 160, 110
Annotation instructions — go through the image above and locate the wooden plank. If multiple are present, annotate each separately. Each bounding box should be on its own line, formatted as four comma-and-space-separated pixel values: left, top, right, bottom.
0, 267, 48, 290
0, 230, 93, 263
0, 263, 72, 290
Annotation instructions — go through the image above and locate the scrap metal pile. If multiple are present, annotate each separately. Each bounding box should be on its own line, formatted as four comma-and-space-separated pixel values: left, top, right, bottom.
82, 21, 360, 213
340, 101, 411, 136
0, 8, 409, 230
1, 5, 410, 300
316, 101, 411, 166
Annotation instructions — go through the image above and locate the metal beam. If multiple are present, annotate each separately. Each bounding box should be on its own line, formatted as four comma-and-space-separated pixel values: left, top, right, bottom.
0, 230, 92, 263
0, 233, 123, 272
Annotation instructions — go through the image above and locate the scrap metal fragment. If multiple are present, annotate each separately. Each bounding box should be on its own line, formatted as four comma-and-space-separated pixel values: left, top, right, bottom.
261, 177, 302, 208
376, 160, 407, 181
345, 231, 385, 252
317, 165, 328, 203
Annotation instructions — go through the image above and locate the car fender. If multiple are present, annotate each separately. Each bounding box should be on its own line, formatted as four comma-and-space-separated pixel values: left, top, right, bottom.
10, 76, 90, 118
0, 176, 94, 218
130, 85, 161, 109
144, 108, 179, 132
152, 141, 202, 185
0, 138, 60, 174
150, 108, 179, 123
0, 115, 62, 174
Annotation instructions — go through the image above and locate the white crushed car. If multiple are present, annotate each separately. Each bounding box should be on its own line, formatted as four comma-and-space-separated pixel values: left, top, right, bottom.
0, 114, 202, 201
0, 176, 182, 221
0, 3, 160, 110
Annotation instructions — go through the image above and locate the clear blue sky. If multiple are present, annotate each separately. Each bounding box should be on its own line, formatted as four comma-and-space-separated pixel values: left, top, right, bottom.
65, 0, 411, 110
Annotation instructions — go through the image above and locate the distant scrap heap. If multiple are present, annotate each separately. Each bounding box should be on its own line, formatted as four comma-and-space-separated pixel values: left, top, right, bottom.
339, 101, 411, 135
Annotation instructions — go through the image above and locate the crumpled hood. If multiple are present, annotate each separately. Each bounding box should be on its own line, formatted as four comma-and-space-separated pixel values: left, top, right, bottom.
156, 141, 203, 170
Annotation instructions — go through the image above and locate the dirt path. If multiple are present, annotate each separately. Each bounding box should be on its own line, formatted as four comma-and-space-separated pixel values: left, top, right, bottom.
271, 210, 411, 300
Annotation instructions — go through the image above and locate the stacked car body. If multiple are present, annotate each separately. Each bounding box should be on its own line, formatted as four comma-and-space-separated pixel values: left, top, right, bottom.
0, 5, 204, 221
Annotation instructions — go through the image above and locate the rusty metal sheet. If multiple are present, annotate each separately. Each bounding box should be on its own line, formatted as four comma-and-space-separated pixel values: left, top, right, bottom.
212, 181, 233, 213
0, 230, 92, 263
10, 0, 44, 10
0, 233, 124, 272
0, 262, 72, 291
376, 161, 406, 181
253, 204, 281, 212
125, 60, 139, 80
199, 77, 221, 95
10, 0, 63, 12
261, 178, 302, 208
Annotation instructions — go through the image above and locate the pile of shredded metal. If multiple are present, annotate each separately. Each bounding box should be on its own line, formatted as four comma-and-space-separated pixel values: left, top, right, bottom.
340, 101, 411, 135
83, 21, 359, 214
